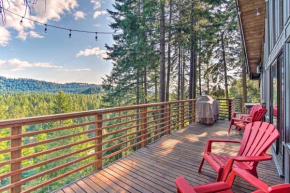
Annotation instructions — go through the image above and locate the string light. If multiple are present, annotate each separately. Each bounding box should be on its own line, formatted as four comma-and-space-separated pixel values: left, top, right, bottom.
44, 24, 47, 33
95, 32, 98, 41
20, 17, 23, 25
4, 8, 116, 36
69, 29, 71, 38
256, 8, 260, 16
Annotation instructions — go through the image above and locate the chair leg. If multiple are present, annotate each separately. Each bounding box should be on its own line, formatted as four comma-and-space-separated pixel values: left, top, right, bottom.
198, 158, 205, 173
249, 168, 258, 178
228, 120, 234, 135
216, 171, 222, 182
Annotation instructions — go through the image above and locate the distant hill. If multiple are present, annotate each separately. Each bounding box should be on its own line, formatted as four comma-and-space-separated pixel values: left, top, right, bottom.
0, 76, 102, 94
80, 87, 103, 94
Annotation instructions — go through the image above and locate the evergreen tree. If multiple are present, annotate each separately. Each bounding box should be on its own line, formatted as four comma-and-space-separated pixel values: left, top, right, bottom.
53, 90, 71, 114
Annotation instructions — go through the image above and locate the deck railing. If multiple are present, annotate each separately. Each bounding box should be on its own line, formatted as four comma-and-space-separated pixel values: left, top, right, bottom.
0, 98, 238, 193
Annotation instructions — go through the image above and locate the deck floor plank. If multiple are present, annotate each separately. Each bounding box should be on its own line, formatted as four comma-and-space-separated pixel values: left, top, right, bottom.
57, 121, 284, 193
69, 183, 85, 193
62, 186, 76, 193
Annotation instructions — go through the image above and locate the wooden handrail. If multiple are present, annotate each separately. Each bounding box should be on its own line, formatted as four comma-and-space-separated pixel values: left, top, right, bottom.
0, 99, 195, 129
0, 98, 238, 192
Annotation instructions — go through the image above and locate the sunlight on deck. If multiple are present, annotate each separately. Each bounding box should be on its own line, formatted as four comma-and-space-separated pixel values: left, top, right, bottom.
56, 121, 283, 193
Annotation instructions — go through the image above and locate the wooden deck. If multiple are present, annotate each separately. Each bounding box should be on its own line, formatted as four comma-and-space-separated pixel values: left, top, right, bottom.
56, 121, 284, 193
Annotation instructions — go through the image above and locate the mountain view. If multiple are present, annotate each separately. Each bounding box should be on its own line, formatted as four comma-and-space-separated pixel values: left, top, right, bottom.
0, 76, 103, 94
0, 76, 102, 94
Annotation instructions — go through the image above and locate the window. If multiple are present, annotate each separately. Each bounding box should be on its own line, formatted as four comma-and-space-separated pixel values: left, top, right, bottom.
269, 0, 274, 49
269, 0, 284, 50
286, 43, 290, 144
285, 0, 290, 22
279, 0, 283, 32
274, 0, 282, 40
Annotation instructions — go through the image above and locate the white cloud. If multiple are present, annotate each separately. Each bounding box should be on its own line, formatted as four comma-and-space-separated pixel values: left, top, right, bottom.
56, 68, 91, 72
0, 59, 62, 71
74, 11, 86, 20
91, 0, 101, 9
29, 31, 44, 39
0, 28, 11, 46
0, 0, 78, 46
17, 31, 29, 41
94, 10, 107, 19
17, 31, 44, 41
91, 0, 107, 19
76, 47, 108, 59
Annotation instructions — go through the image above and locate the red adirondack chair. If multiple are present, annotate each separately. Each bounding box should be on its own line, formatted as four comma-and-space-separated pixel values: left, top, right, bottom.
176, 168, 290, 193
233, 104, 262, 121
198, 122, 279, 182
228, 108, 267, 134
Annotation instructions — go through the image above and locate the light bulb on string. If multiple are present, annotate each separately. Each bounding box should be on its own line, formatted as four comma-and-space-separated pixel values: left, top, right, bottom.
256, 8, 260, 16
69, 29, 72, 38
95, 32, 98, 41
20, 17, 23, 25
237, 7, 241, 15
44, 24, 47, 33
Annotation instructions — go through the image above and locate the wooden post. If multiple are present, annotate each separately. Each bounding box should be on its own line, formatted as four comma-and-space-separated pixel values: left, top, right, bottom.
192, 100, 196, 122
10, 126, 22, 193
181, 102, 185, 128
141, 107, 147, 147
228, 99, 232, 121
95, 114, 102, 171
166, 104, 171, 134
240, 98, 243, 113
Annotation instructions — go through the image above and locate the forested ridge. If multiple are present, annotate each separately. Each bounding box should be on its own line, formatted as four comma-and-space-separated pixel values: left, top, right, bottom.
0, 76, 102, 94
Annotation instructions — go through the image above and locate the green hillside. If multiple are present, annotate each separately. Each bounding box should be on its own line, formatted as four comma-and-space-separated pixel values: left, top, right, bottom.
0, 76, 102, 93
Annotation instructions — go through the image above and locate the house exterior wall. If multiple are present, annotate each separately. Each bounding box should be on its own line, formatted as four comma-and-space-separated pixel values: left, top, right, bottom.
261, 0, 290, 183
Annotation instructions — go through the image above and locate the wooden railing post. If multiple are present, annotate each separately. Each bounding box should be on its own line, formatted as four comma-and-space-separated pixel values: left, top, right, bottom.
166, 104, 171, 135
95, 114, 102, 171
141, 107, 147, 147
181, 102, 185, 128
228, 99, 232, 121
192, 100, 196, 122
232, 98, 236, 116
10, 126, 22, 193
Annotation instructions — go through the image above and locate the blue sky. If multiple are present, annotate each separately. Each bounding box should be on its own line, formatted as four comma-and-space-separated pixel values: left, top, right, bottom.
0, 0, 115, 84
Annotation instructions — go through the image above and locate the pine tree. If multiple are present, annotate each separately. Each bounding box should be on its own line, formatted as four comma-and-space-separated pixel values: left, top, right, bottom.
53, 90, 70, 114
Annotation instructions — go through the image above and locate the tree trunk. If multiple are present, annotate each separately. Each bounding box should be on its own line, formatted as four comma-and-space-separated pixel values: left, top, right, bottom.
154, 69, 158, 102
166, 0, 173, 102
221, 32, 229, 99
144, 66, 148, 104
198, 39, 202, 96
181, 49, 186, 100
189, 0, 197, 99
159, 0, 166, 102
178, 43, 181, 101
206, 61, 210, 94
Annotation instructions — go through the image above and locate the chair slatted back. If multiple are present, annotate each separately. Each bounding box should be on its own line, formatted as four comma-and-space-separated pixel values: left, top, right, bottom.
251, 108, 267, 121
252, 108, 267, 121
249, 104, 262, 116
237, 122, 279, 166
